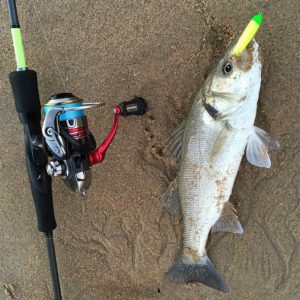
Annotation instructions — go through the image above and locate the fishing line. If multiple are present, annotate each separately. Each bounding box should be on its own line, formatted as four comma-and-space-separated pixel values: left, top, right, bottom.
258, 0, 270, 13
29, 0, 66, 89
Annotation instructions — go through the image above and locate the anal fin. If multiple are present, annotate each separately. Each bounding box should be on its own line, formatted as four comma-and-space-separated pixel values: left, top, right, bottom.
211, 202, 243, 235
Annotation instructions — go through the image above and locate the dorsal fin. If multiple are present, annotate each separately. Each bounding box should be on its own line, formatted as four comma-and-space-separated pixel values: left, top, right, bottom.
160, 179, 181, 218
164, 121, 186, 161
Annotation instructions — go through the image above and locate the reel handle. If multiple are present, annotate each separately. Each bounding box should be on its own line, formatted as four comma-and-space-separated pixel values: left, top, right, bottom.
118, 97, 147, 116
89, 97, 148, 167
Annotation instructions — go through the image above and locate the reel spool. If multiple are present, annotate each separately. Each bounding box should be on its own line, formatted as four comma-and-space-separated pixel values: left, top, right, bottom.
42, 93, 147, 196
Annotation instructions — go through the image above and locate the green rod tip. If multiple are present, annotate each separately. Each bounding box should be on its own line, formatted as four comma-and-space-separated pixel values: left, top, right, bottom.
252, 13, 263, 25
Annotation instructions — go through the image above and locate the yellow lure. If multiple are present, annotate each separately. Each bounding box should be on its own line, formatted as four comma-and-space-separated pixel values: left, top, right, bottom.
231, 13, 263, 56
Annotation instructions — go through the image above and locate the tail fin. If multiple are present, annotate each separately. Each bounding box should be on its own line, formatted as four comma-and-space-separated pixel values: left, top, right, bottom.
165, 253, 229, 293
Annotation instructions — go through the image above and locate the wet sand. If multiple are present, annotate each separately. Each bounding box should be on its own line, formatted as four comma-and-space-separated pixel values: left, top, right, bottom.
0, 1, 299, 299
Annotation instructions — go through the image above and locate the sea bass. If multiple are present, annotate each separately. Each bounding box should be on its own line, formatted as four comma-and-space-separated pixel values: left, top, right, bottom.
161, 38, 277, 293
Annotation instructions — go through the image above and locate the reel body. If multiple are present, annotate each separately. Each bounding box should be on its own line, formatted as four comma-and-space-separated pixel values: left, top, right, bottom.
42, 93, 147, 196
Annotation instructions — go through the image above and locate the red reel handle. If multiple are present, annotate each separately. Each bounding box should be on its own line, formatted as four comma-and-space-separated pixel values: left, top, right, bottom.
88, 106, 121, 166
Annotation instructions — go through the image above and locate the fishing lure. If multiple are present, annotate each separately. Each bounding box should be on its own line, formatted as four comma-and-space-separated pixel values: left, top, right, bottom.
231, 0, 270, 57
231, 12, 263, 56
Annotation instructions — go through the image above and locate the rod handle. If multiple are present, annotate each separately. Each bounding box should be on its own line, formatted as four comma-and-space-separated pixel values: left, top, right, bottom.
9, 70, 57, 233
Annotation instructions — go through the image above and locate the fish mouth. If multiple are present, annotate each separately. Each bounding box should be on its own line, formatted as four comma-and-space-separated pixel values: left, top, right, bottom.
205, 103, 219, 119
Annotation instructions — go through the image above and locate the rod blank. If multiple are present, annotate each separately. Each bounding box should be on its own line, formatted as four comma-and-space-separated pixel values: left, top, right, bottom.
45, 232, 62, 300
7, 0, 20, 27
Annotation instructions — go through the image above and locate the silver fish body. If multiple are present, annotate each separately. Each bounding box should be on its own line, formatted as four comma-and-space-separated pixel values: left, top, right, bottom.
179, 94, 248, 257
163, 40, 276, 292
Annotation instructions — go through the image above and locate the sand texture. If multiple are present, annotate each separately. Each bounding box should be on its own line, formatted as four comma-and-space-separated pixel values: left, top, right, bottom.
0, 0, 299, 299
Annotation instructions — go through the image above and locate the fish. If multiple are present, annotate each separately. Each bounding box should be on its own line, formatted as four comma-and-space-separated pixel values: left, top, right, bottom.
161, 38, 278, 293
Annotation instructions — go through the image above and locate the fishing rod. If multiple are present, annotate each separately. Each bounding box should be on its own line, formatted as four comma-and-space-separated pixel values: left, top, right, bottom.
7, 0, 61, 298
6, 0, 147, 299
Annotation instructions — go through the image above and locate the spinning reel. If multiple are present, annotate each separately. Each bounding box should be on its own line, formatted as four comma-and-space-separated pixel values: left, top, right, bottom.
42, 93, 147, 196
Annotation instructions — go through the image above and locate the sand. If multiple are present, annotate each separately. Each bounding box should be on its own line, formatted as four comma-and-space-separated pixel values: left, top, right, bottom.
0, 0, 299, 299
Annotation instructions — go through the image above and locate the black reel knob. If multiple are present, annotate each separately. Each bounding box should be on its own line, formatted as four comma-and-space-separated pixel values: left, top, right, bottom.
118, 97, 147, 116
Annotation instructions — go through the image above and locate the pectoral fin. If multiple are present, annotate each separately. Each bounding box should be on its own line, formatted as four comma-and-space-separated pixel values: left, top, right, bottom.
164, 121, 186, 161
246, 126, 279, 168
211, 202, 243, 235
160, 179, 181, 218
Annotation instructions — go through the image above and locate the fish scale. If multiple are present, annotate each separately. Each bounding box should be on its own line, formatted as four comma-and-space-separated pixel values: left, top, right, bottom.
180, 95, 224, 255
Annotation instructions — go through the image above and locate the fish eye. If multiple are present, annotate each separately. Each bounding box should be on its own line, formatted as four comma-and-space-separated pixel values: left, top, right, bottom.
222, 62, 233, 75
